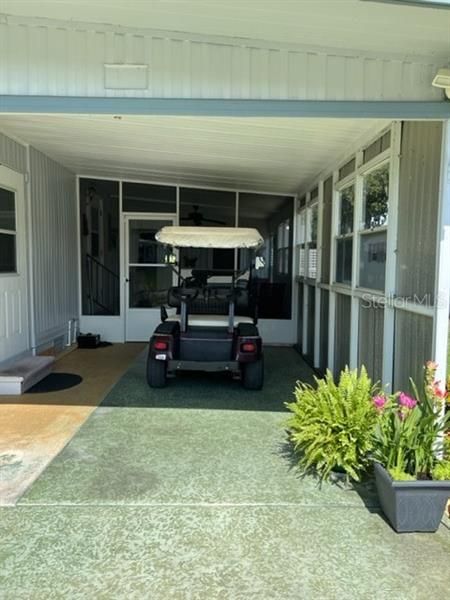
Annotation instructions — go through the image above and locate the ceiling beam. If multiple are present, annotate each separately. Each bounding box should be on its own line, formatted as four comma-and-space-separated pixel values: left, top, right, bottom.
1, 96, 450, 119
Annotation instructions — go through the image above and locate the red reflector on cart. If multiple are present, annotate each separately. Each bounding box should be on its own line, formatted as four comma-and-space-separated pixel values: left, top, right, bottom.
154, 340, 168, 351
241, 342, 256, 352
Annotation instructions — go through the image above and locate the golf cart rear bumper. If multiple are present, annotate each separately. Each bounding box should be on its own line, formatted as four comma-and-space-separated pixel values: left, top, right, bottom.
167, 360, 240, 373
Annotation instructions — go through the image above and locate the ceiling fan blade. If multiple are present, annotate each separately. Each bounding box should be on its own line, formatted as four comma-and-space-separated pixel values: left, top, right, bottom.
202, 218, 227, 225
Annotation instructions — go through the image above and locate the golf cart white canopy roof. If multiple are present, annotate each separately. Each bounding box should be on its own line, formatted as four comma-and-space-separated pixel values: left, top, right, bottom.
155, 226, 263, 249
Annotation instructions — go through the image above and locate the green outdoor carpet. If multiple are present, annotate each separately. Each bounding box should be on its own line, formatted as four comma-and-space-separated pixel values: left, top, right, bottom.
1, 347, 449, 599
19, 348, 376, 507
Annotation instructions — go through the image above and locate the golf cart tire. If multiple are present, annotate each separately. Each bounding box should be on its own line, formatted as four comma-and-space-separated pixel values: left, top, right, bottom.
147, 357, 167, 388
242, 357, 264, 390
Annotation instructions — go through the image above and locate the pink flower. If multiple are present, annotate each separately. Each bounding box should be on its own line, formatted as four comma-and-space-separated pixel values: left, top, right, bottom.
373, 395, 387, 411
426, 361, 438, 371
432, 382, 447, 400
398, 392, 417, 410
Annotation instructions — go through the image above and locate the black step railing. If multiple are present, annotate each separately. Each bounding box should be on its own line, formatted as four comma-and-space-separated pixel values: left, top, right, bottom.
85, 254, 119, 315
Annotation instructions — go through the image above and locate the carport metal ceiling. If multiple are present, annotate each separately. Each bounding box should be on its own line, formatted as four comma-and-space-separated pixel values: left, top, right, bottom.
0, 115, 389, 191
2, 0, 449, 59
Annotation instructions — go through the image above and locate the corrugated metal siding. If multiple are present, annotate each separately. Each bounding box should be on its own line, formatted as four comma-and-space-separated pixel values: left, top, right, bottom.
29, 148, 78, 345
334, 293, 351, 375
319, 289, 329, 373
358, 303, 384, 383
394, 311, 432, 393
397, 122, 442, 303
0, 18, 442, 101
0, 131, 27, 173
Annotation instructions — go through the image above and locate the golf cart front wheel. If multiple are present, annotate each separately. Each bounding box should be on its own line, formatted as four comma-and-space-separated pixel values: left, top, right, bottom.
242, 357, 264, 390
147, 356, 167, 388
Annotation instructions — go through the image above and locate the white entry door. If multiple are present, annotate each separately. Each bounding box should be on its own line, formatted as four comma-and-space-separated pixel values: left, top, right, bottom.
0, 166, 29, 363
125, 216, 176, 342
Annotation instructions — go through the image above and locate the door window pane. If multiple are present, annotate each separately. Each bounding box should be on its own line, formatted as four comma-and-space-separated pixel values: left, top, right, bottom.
363, 163, 389, 229
128, 219, 170, 264
359, 231, 387, 290
0, 187, 15, 231
129, 266, 173, 308
336, 237, 353, 285
122, 183, 176, 213
0, 233, 16, 273
339, 185, 354, 235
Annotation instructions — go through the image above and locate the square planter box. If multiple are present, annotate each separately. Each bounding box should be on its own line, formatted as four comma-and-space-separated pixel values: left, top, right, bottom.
374, 462, 450, 533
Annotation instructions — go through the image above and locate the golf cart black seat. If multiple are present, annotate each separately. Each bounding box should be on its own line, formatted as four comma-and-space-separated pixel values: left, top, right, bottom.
167, 284, 251, 317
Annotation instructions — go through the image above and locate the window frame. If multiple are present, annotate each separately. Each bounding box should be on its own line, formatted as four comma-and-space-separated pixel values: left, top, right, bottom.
0, 185, 18, 276
356, 156, 391, 292
333, 180, 355, 287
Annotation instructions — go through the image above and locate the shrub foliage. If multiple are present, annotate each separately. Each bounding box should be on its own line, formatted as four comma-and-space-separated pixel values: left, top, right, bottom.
285, 366, 378, 482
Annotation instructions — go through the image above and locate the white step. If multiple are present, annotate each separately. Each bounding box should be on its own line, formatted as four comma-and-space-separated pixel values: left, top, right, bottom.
0, 356, 55, 395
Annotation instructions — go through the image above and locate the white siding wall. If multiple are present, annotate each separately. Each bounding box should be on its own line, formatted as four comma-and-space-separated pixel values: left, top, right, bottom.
0, 131, 27, 173
0, 17, 443, 101
28, 148, 78, 347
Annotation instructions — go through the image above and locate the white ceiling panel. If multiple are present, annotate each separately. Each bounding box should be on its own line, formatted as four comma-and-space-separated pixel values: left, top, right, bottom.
0, 115, 388, 192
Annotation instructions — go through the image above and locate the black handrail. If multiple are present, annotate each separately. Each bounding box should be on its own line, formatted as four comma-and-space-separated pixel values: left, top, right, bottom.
85, 253, 119, 315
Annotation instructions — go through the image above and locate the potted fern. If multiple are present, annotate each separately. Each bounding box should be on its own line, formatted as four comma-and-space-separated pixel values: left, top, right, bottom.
285, 366, 378, 482
371, 362, 450, 533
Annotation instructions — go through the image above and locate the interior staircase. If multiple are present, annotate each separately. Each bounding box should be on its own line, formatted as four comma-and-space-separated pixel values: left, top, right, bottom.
0, 356, 55, 395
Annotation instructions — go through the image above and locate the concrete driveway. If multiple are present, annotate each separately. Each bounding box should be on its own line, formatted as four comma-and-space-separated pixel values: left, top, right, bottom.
1, 348, 449, 599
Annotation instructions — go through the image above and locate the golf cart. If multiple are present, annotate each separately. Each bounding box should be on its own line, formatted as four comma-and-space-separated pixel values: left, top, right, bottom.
146, 226, 264, 390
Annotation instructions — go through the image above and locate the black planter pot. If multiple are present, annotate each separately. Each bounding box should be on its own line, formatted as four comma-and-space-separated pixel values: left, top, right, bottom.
374, 462, 450, 533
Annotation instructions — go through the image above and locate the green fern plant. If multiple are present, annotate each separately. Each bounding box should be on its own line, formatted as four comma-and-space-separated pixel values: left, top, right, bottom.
285, 366, 378, 482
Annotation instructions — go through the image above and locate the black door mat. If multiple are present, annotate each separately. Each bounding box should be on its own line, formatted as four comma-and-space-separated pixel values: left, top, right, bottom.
27, 373, 83, 393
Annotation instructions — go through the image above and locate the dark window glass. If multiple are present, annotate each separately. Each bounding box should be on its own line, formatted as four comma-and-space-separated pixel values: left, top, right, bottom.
179, 187, 236, 274
363, 131, 391, 164
336, 237, 353, 285
0, 187, 15, 231
122, 183, 176, 213
363, 164, 389, 229
339, 186, 354, 235
359, 231, 387, 290
338, 158, 355, 181
80, 178, 120, 315
238, 193, 294, 319
0, 233, 16, 273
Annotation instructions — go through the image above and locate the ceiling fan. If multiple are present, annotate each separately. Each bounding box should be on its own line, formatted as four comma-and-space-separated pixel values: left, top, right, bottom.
181, 204, 226, 226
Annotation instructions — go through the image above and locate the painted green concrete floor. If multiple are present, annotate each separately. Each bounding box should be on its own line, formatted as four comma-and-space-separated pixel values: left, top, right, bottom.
1, 348, 450, 599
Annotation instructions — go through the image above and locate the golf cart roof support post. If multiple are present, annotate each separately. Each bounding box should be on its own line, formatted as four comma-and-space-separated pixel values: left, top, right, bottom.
180, 299, 188, 333
228, 299, 235, 334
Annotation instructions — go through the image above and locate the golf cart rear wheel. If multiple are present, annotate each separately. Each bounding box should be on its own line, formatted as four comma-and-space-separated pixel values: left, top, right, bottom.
147, 356, 167, 388
242, 357, 264, 390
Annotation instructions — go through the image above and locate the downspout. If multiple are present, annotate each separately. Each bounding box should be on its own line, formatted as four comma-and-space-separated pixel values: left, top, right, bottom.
25, 145, 37, 355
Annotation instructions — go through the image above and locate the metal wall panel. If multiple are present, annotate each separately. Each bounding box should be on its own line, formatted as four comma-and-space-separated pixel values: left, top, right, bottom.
0, 131, 27, 174
358, 303, 384, 383
334, 293, 351, 375
29, 148, 78, 345
319, 289, 329, 373
394, 311, 432, 393
397, 122, 442, 303
0, 18, 443, 101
